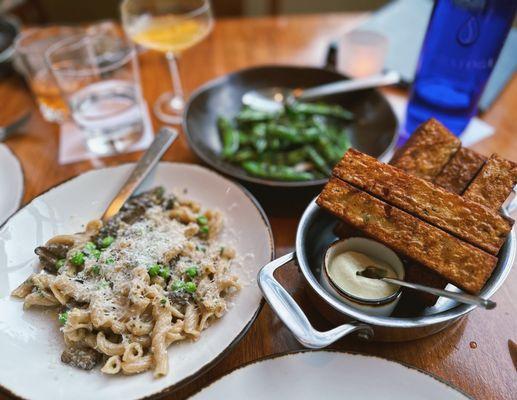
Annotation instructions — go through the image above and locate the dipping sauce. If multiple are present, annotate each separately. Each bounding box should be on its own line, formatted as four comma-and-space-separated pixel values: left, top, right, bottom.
327, 251, 399, 300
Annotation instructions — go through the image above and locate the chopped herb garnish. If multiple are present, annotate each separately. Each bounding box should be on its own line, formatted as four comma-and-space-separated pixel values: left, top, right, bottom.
148, 264, 161, 278
58, 311, 68, 325
92, 265, 101, 275
106, 258, 115, 264
219, 247, 225, 256
199, 225, 209, 235
101, 236, 115, 248
172, 280, 185, 291
159, 265, 170, 280
56, 259, 66, 270
185, 282, 197, 293
196, 244, 206, 252
160, 298, 167, 305
70, 252, 85, 266
84, 241, 97, 253
186, 266, 198, 278
91, 249, 101, 260
196, 215, 208, 225
97, 280, 110, 290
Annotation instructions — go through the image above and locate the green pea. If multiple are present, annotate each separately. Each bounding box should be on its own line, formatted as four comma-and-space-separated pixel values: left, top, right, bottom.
56, 259, 66, 270
159, 265, 170, 280
172, 280, 185, 291
70, 252, 85, 266
101, 236, 114, 248
185, 282, 197, 293
84, 242, 97, 252
148, 264, 161, 277
58, 311, 68, 325
186, 266, 198, 278
196, 215, 208, 225
91, 249, 101, 260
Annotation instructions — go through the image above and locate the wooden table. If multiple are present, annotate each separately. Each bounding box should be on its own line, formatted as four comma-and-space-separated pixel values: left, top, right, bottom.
1, 14, 516, 400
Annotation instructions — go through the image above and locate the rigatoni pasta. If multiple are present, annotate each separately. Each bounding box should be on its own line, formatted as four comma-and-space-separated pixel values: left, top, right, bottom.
11, 187, 239, 377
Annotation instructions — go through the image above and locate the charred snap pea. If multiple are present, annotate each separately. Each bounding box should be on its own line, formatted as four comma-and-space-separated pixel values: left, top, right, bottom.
287, 102, 354, 120
217, 101, 353, 181
242, 162, 315, 181
305, 146, 332, 176
236, 108, 277, 123
217, 117, 240, 158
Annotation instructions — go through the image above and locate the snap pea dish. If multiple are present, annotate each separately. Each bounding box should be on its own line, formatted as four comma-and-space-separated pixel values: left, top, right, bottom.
217, 101, 353, 181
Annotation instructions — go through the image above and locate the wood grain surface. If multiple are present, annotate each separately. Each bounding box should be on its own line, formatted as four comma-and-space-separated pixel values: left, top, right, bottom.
1, 14, 516, 400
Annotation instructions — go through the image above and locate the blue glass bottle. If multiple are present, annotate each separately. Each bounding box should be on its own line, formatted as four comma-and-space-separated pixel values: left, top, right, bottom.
405, 0, 516, 137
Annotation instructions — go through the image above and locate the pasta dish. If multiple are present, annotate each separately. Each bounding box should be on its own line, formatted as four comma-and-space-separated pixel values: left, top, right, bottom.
12, 187, 239, 377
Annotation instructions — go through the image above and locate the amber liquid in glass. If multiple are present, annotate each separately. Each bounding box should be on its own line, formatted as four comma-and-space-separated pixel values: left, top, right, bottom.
31, 69, 68, 120
129, 15, 211, 53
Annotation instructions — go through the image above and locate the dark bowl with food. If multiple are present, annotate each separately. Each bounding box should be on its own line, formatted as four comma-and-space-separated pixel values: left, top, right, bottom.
0, 15, 19, 79
183, 65, 398, 213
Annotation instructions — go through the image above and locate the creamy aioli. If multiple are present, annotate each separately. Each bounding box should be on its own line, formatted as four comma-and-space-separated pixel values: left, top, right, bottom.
327, 251, 399, 300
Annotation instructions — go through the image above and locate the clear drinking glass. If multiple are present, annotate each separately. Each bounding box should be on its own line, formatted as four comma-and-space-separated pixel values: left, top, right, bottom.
121, 0, 213, 124
46, 30, 144, 154
16, 26, 82, 122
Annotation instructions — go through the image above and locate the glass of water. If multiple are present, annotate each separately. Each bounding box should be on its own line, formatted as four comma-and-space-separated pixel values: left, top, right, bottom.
46, 29, 144, 154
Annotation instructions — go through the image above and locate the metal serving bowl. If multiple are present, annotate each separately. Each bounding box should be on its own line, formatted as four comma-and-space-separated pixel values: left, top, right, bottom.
258, 199, 516, 346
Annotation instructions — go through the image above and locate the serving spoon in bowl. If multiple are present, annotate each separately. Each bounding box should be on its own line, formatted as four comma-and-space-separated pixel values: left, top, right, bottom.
242, 70, 400, 113
357, 266, 497, 310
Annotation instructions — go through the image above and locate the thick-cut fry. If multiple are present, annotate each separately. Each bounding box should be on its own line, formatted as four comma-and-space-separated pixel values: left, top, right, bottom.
433, 147, 486, 194
463, 153, 517, 210
317, 178, 498, 294
333, 149, 512, 255
390, 118, 460, 180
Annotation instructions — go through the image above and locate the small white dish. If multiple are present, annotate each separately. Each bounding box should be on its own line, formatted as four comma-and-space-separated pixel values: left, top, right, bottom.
191, 350, 469, 399
0, 143, 23, 225
320, 237, 405, 316
0, 162, 274, 400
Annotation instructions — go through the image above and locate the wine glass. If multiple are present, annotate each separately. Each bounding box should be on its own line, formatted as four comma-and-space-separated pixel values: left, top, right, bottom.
121, 0, 213, 124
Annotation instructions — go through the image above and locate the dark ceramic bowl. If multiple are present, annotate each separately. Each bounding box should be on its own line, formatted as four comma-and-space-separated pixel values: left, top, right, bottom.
184, 65, 398, 186
0, 15, 19, 79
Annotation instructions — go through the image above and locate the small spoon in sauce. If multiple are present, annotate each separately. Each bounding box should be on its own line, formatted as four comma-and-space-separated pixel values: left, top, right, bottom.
357, 266, 497, 310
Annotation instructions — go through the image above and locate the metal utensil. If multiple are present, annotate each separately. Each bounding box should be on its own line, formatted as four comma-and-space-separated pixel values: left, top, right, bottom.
0, 111, 30, 142
357, 266, 496, 310
242, 70, 400, 113
101, 127, 178, 222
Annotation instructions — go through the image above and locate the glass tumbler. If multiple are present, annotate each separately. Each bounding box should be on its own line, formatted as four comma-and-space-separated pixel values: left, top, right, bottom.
16, 26, 82, 122
46, 31, 144, 154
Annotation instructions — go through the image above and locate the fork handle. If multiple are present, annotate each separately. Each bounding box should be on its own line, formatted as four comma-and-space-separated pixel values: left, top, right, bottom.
101, 127, 178, 222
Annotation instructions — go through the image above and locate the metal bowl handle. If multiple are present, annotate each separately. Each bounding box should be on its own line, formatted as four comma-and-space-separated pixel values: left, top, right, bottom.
258, 252, 374, 348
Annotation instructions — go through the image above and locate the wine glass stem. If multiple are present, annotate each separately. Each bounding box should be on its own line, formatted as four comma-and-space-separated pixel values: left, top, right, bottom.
165, 51, 184, 107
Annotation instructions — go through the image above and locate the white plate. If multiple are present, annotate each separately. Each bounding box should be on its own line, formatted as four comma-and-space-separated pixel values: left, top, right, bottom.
0, 163, 274, 400
192, 351, 470, 400
0, 143, 23, 225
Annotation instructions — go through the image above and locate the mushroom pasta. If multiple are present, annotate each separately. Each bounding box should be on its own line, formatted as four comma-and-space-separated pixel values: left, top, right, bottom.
12, 187, 240, 377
